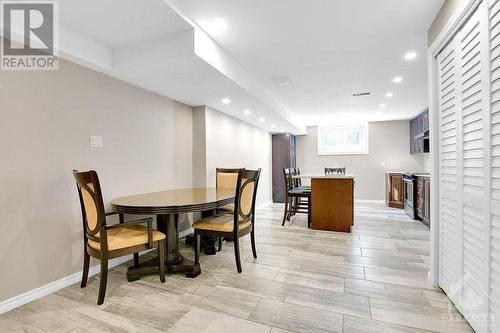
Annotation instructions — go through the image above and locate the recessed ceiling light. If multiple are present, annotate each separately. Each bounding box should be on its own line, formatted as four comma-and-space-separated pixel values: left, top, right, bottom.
376, 111, 383, 116
379, 103, 386, 108
403, 52, 417, 60
280, 129, 285, 132
392, 76, 403, 83
222, 98, 231, 104
271, 124, 276, 128
385, 92, 393, 98
259, 118, 265, 122
243, 109, 251, 115
201, 18, 227, 35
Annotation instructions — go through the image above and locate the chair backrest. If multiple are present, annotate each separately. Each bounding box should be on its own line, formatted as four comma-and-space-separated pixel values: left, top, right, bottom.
325, 167, 346, 175
216, 168, 241, 191
233, 169, 261, 235
283, 168, 294, 191
73, 170, 107, 250
294, 168, 302, 186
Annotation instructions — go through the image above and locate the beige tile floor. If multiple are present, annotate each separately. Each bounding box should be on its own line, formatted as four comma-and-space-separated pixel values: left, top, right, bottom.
0, 202, 474, 333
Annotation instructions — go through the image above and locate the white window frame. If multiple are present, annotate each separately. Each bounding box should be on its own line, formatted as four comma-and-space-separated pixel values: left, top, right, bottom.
317, 123, 369, 156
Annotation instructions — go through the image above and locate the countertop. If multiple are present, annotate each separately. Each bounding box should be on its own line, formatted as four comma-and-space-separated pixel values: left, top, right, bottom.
385, 171, 430, 178
293, 174, 355, 179
413, 173, 430, 178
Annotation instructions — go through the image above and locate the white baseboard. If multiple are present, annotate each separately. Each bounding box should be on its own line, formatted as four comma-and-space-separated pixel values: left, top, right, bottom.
355, 199, 385, 204
179, 227, 193, 238
0, 252, 144, 315
0, 202, 273, 315
257, 200, 273, 209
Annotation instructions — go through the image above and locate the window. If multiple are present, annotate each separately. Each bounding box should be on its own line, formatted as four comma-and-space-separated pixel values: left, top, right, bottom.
317, 123, 369, 155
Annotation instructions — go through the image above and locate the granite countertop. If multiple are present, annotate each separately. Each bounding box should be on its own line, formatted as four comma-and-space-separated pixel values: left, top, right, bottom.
293, 174, 355, 179
385, 171, 430, 178
413, 173, 430, 178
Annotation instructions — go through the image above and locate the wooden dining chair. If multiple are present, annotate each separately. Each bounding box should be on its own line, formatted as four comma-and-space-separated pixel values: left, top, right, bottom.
292, 168, 310, 216
282, 168, 311, 228
192, 168, 261, 273
293, 168, 311, 191
325, 167, 346, 174
73, 170, 166, 305
215, 168, 241, 215
214, 168, 242, 251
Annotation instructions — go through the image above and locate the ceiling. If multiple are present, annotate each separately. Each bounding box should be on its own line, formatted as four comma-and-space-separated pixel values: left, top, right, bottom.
54, 0, 299, 133
24, 0, 445, 133
60, 0, 191, 47
166, 0, 445, 126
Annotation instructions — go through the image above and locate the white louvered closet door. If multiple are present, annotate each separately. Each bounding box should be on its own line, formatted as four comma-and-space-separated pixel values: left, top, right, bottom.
437, 1, 491, 332
437, 33, 461, 300
459, 2, 490, 329
489, 0, 500, 331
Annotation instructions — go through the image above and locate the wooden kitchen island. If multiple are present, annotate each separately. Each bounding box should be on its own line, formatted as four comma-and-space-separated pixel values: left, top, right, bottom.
294, 174, 355, 232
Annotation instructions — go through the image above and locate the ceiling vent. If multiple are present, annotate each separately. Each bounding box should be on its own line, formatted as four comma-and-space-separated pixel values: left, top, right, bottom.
272, 76, 293, 88
353, 92, 370, 97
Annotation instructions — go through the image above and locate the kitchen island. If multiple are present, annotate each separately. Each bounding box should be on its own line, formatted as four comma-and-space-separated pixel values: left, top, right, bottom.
294, 174, 355, 232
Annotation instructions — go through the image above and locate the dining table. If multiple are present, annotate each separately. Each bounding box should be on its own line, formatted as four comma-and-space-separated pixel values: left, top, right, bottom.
111, 187, 235, 280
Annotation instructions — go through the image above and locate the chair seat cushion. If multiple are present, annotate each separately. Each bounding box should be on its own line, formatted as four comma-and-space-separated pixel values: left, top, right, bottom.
88, 224, 165, 251
193, 214, 251, 232
218, 203, 234, 214
288, 187, 311, 195
296, 186, 311, 191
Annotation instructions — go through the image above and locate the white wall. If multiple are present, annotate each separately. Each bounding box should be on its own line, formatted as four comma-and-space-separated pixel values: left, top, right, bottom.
296, 121, 426, 200
428, 0, 468, 46
193, 106, 273, 206
0, 58, 193, 302
192, 106, 207, 187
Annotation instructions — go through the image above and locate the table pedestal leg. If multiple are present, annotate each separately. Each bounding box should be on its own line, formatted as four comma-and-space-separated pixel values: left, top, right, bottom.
126, 213, 201, 280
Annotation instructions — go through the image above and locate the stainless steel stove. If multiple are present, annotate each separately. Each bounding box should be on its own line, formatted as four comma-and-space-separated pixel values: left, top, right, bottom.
403, 173, 416, 219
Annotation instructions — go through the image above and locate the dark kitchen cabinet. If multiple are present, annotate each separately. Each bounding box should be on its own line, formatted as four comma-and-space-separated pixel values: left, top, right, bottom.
410, 109, 430, 154
422, 111, 429, 133
386, 173, 404, 209
272, 134, 296, 203
416, 177, 424, 218
423, 177, 430, 226
410, 120, 417, 154
415, 175, 430, 227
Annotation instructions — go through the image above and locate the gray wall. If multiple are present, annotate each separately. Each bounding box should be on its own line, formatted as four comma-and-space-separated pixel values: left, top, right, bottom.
428, 0, 468, 46
296, 121, 426, 200
0, 58, 194, 302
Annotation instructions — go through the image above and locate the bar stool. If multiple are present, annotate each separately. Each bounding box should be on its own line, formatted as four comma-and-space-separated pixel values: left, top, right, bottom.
282, 168, 311, 228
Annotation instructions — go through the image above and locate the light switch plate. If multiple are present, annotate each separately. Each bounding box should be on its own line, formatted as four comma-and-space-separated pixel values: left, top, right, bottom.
90, 136, 103, 148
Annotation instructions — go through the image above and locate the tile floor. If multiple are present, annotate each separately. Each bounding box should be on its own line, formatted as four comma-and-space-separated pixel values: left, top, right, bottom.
0, 202, 474, 332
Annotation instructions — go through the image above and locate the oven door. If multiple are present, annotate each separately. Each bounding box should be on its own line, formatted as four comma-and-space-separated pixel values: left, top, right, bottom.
403, 176, 415, 219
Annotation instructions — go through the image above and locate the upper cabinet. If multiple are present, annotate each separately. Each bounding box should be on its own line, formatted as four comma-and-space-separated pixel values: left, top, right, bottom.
410, 109, 430, 154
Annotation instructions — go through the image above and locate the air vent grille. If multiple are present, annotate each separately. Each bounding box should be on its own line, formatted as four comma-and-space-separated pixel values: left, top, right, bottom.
272, 76, 293, 88
353, 92, 370, 97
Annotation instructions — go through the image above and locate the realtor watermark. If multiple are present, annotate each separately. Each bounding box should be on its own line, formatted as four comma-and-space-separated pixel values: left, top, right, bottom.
440, 273, 495, 330
1, 1, 59, 70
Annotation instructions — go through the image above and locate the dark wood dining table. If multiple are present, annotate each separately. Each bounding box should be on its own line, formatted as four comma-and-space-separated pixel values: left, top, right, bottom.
111, 187, 235, 280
